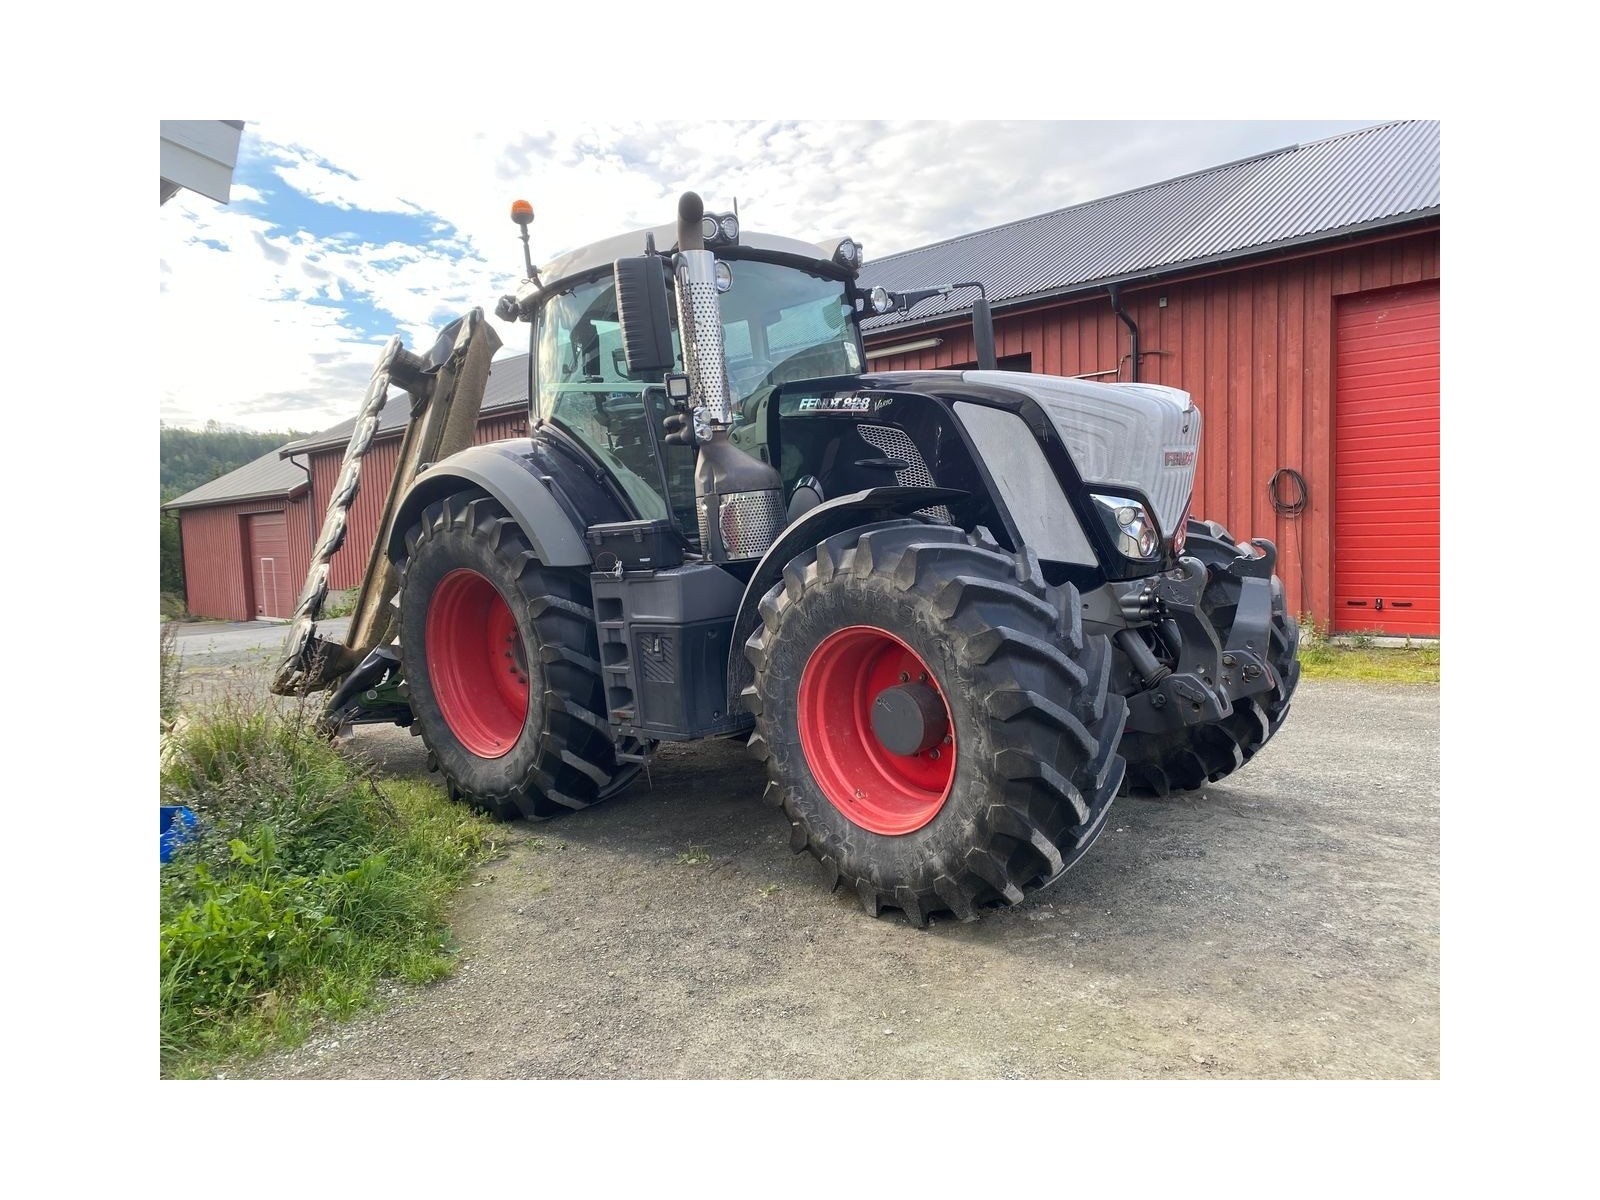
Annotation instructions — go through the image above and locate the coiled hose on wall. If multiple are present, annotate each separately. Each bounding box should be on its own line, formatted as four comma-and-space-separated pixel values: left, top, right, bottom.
1269, 467, 1309, 518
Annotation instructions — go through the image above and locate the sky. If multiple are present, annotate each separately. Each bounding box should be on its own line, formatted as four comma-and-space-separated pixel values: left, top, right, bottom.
159, 119, 1384, 435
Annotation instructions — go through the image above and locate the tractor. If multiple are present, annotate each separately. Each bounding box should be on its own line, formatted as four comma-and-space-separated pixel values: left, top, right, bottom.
273, 191, 1299, 925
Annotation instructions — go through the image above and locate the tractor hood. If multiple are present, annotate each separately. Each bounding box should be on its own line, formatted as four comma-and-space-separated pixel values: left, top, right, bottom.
959, 371, 1201, 537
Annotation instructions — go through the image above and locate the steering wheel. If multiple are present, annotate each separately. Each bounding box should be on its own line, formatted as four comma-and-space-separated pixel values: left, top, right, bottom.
728, 358, 776, 407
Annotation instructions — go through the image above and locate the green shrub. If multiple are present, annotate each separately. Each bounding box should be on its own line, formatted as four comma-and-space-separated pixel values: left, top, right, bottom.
159, 698, 494, 1076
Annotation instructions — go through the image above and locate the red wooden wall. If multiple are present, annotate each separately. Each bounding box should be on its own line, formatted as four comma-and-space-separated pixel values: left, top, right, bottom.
865, 224, 1441, 631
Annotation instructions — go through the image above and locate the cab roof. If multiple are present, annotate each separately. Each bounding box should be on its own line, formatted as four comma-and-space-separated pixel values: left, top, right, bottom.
537, 222, 850, 292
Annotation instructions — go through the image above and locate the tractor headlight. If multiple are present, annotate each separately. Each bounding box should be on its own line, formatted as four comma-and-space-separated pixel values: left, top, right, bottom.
1092, 494, 1161, 560
869, 285, 894, 315
834, 238, 863, 272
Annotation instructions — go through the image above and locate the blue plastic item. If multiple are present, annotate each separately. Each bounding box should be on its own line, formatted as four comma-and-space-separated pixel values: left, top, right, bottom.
160, 806, 198, 863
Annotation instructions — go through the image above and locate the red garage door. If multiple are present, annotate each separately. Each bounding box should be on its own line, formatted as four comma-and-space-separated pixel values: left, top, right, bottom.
245, 511, 292, 619
1334, 282, 1440, 636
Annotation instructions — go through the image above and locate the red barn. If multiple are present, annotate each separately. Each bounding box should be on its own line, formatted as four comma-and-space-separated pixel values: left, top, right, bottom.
859, 120, 1440, 637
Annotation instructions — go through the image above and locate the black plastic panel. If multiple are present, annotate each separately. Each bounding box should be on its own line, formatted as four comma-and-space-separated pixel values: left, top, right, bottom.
591, 563, 748, 741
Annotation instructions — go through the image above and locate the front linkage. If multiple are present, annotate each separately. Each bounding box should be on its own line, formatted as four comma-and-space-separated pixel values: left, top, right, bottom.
1116, 539, 1283, 738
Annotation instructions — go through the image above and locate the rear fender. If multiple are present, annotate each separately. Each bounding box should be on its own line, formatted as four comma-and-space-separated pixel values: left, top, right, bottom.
724, 486, 965, 708
387, 441, 607, 568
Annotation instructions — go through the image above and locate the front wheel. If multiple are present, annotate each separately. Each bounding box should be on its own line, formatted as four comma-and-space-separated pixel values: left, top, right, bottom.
744, 522, 1127, 925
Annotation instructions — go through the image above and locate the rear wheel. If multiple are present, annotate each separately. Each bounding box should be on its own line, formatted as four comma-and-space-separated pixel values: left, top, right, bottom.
1119, 519, 1301, 798
745, 521, 1127, 925
396, 490, 638, 821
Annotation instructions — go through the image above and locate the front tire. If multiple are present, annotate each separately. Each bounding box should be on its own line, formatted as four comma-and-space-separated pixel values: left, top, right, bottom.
396, 490, 636, 821
745, 521, 1127, 925
1118, 519, 1301, 798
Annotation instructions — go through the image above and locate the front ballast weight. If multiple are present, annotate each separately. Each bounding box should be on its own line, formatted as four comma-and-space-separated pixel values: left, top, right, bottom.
271, 309, 501, 701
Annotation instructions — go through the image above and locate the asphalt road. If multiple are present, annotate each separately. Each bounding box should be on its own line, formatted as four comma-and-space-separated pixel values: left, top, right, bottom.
176, 621, 1439, 1079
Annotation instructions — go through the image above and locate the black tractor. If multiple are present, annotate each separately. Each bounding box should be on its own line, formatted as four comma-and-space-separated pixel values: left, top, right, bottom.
283, 191, 1299, 925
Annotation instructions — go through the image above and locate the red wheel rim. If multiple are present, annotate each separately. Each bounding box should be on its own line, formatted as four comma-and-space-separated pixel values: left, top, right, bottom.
796, 625, 956, 835
425, 569, 529, 759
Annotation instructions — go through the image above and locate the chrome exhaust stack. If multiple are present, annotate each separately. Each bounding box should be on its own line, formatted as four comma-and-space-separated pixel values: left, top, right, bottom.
673, 192, 785, 562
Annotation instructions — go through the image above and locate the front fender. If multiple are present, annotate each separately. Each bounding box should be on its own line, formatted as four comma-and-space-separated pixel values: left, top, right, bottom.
724, 486, 965, 708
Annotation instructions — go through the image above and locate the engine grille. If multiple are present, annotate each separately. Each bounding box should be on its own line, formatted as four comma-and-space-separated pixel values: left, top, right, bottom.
859, 425, 951, 523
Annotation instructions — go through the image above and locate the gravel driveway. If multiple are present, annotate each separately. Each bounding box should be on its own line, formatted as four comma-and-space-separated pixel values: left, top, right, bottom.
204, 661, 1437, 1080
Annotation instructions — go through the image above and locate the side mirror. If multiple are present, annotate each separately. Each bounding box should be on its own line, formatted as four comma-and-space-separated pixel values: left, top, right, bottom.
613, 257, 675, 375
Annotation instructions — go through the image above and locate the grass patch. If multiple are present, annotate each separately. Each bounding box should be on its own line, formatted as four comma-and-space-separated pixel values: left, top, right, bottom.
676, 846, 710, 866
1295, 615, 1440, 683
159, 697, 496, 1077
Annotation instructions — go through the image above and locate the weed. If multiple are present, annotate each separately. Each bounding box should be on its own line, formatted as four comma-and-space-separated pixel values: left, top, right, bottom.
676, 846, 711, 866
160, 622, 183, 733
1295, 612, 1326, 647
761, 883, 781, 897
159, 694, 494, 1076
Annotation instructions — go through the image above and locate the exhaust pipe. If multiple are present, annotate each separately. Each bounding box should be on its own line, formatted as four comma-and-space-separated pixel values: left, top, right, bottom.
674, 191, 785, 561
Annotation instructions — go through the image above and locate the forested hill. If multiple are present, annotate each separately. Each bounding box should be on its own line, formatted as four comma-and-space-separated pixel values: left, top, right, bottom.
160, 424, 310, 500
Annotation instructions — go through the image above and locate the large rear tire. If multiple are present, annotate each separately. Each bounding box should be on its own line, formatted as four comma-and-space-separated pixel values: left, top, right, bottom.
1118, 519, 1301, 798
396, 490, 637, 821
745, 521, 1127, 925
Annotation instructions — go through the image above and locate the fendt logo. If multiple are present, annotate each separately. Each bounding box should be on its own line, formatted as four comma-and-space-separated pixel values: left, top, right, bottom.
1164, 449, 1196, 468
797, 395, 875, 413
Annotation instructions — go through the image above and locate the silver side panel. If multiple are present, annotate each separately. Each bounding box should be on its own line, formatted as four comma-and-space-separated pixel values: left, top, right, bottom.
962, 371, 1200, 536
953, 402, 1096, 565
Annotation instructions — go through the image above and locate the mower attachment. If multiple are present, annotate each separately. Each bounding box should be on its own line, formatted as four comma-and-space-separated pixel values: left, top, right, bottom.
270, 310, 501, 697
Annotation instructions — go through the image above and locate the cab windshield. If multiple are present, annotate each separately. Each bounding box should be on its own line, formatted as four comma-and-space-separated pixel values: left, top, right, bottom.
534, 258, 859, 528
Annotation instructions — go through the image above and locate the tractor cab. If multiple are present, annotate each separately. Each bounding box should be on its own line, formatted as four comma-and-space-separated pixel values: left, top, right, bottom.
505, 212, 872, 546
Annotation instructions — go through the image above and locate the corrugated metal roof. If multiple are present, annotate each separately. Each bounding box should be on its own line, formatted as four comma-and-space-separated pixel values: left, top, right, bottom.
163, 448, 308, 511
860, 120, 1440, 333
278, 352, 531, 456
